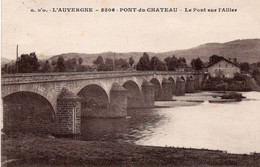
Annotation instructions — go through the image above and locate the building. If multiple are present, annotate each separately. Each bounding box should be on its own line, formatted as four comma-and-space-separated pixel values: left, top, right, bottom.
207, 57, 241, 78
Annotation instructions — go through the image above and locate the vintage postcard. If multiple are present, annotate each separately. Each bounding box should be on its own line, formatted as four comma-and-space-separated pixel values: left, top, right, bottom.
1, 0, 260, 166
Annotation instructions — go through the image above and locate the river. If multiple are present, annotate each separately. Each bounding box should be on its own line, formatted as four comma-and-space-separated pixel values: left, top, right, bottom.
80, 91, 260, 154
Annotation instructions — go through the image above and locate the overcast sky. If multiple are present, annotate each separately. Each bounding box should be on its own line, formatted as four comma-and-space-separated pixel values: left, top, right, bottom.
2, 0, 260, 60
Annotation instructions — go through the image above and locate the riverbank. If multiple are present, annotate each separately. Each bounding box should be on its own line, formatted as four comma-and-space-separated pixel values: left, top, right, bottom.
2, 133, 260, 167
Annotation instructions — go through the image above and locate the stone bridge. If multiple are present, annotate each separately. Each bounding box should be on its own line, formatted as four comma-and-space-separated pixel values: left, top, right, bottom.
2, 71, 204, 135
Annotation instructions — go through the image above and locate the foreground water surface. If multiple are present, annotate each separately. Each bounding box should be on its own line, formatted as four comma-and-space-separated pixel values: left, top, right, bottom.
80, 91, 260, 154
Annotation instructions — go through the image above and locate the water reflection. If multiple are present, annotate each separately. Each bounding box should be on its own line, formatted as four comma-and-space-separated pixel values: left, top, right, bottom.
137, 91, 260, 154
80, 92, 260, 154
80, 109, 166, 143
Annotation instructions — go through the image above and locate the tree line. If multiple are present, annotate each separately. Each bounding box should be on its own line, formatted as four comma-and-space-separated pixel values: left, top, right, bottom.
1, 52, 205, 74
92, 56, 134, 71
2, 53, 90, 74
3, 52, 259, 74
135, 52, 204, 71
1, 53, 135, 74
136, 52, 187, 71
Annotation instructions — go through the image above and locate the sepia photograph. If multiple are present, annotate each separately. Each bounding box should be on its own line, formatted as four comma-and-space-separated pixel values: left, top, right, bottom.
1, 0, 260, 166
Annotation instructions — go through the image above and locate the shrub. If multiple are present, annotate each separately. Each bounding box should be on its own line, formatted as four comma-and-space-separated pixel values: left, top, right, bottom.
221, 92, 245, 101
234, 73, 247, 81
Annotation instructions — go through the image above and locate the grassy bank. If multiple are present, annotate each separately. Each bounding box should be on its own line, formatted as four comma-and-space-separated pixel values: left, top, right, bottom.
2, 133, 260, 167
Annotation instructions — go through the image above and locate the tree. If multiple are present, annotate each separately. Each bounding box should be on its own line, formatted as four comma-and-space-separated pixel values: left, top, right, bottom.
191, 58, 203, 70
66, 58, 77, 71
56, 56, 66, 72
1, 64, 8, 74
93, 55, 106, 71
150, 56, 166, 71
93, 55, 104, 65
164, 57, 171, 67
42, 60, 51, 72
103, 58, 113, 71
240, 62, 250, 71
150, 56, 160, 70
78, 57, 83, 65
252, 69, 260, 78
76, 65, 90, 72
51, 60, 57, 67
105, 58, 113, 66
17, 52, 40, 73
179, 57, 186, 64
178, 57, 187, 68
234, 73, 247, 81
156, 61, 166, 71
129, 57, 135, 67
5, 63, 16, 74
164, 55, 179, 71
115, 58, 129, 70
136, 52, 151, 71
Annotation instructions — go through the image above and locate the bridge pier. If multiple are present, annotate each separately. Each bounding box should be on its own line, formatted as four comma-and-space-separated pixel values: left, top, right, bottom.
185, 76, 196, 93
3, 103, 24, 132
194, 75, 200, 90
123, 81, 144, 109
172, 81, 176, 95
108, 83, 128, 117
54, 88, 81, 135
150, 79, 162, 101
175, 77, 186, 96
141, 80, 155, 108
161, 78, 173, 101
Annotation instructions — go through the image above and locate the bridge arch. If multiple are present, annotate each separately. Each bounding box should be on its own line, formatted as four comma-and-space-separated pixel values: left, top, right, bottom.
123, 80, 143, 108
186, 75, 194, 80
180, 76, 186, 81
3, 91, 55, 133
150, 78, 162, 101
2, 84, 56, 111
77, 84, 109, 117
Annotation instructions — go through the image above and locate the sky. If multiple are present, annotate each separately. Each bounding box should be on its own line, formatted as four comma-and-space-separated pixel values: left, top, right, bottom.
2, 0, 260, 60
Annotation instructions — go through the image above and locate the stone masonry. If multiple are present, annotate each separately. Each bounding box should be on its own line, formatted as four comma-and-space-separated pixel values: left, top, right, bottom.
141, 80, 155, 108
175, 77, 186, 96
161, 78, 173, 100
108, 83, 128, 117
185, 76, 196, 93
54, 88, 81, 135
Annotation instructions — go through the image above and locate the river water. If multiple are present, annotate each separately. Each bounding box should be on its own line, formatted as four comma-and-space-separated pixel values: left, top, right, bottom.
80, 91, 260, 154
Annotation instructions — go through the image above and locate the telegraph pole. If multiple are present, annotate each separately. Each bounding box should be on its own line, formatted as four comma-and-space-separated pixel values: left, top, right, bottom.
16, 45, 19, 73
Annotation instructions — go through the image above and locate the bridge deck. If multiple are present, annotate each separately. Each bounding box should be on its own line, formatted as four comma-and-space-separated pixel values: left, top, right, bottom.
2, 71, 202, 85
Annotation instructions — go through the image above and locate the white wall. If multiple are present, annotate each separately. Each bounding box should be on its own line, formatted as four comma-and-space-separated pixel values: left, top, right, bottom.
208, 60, 241, 78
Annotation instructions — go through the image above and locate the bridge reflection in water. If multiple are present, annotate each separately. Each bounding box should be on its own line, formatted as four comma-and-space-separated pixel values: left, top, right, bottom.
1, 71, 204, 135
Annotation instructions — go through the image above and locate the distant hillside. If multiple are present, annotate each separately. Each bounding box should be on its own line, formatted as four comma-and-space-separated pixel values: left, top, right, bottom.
48, 39, 260, 65
1, 57, 13, 65
169, 39, 260, 63
8, 39, 260, 66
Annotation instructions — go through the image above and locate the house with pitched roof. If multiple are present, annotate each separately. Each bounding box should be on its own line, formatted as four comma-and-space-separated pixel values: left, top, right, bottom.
207, 57, 241, 78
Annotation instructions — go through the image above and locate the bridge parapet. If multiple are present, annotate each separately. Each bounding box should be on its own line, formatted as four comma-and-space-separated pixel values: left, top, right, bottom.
2, 71, 202, 85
